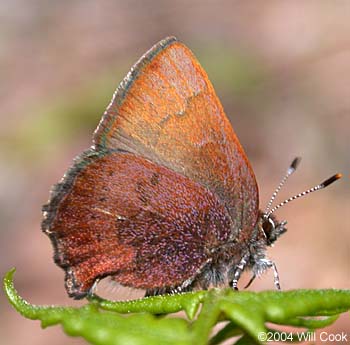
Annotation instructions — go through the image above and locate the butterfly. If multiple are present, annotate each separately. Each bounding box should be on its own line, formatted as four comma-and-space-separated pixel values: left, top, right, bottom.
42, 37, 341, 299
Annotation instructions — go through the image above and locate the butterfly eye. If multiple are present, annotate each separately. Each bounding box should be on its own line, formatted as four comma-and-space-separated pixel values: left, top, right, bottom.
262, 217, 275, 239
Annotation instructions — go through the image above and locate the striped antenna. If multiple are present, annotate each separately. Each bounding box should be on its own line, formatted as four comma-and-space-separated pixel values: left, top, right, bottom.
266, 173, 342, 217
264, 157, 301, 214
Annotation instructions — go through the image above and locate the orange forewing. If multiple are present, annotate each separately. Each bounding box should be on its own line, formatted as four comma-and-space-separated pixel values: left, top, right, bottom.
94, 37, 259, 235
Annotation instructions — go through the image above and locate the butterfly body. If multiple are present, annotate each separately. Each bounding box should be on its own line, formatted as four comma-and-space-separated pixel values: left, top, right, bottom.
43, 37, 287, 299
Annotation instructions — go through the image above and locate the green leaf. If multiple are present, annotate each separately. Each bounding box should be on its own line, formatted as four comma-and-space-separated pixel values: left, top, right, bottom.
3, 268, 350, 345
88, 289, 205, 320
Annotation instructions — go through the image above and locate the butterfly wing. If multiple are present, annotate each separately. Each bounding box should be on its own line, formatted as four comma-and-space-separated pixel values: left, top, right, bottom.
94, 37, 259, 235
42, 150, 233, 298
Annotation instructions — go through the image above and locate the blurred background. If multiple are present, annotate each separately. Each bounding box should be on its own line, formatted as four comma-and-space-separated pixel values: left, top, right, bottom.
0, 1, 349, 344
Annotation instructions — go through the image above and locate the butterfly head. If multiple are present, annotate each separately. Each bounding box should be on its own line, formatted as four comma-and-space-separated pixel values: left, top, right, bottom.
260, 213, 287, 246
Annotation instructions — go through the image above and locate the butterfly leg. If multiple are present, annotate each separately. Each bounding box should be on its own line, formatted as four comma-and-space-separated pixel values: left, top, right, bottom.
244, 260, 281, 289
252, 258, 281, 290
270, 261, 281, 290
265, 259, 281, 290
244, 273, 256, 289
230, 253, 250, 290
